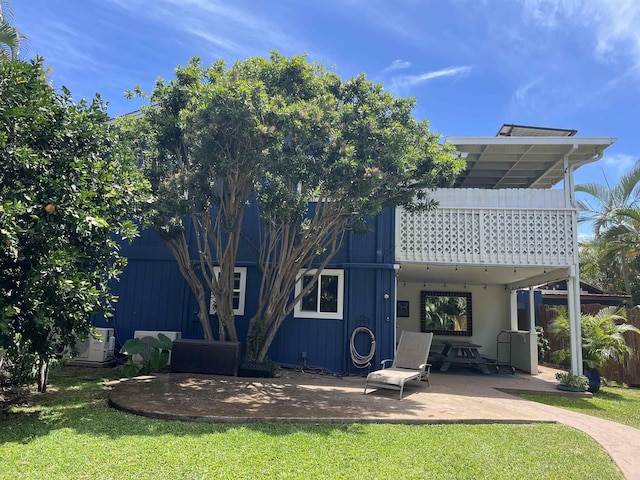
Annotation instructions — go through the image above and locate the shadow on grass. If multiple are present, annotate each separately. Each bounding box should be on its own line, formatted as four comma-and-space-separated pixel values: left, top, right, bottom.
518, 394, 606, 411
517, 386, 638, 410
593, 390, 627, 401
0, 366, 403, 444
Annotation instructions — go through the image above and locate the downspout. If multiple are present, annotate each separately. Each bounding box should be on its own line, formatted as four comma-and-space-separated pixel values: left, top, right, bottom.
393, 264, 400, 348
567, 150, 603, 208
565, 149, 604, 375
343, 228, 353, 374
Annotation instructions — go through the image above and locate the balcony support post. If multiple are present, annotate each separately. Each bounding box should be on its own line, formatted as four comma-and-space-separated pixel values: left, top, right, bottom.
509, 289, 518, 331
566, 268, 583, 375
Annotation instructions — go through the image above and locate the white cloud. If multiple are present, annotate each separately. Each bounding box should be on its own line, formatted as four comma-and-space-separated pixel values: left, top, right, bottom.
383, 59, 411, 73
28, 20, 107, 73
107, 0, 296, 56
602, 153, 638, 177
578, 231, 594, 243
522, 0, 640, 70
511, 77, 543, 110
390, 66, 472, 90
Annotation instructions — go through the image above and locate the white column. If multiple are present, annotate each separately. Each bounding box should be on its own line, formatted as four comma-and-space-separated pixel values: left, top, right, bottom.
566, 271, 582, 375
528, 288, 536, 330
509, 289, 518, 331
572, 270, 584, 371
528, 287, 539, 374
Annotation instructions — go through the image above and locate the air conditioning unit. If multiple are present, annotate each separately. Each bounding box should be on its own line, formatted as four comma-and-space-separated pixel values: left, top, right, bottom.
69, 327, 115, 363
133, 330, 182, 365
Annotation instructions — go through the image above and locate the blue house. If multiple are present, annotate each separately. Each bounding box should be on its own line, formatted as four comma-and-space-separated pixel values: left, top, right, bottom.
97, 205, 397, 375
94, 124, 616, 377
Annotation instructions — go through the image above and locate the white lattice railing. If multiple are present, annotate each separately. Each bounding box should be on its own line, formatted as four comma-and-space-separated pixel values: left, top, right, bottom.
396, 207, 577, 266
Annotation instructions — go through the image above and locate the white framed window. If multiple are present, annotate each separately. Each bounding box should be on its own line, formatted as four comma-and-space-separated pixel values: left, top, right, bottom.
294, 269, 344, 320
209, 267, 247, 316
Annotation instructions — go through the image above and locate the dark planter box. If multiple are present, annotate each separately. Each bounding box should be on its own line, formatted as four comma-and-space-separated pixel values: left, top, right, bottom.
171, 339, 241, 376
556, 384, 586, 392
239, 361, 276, 378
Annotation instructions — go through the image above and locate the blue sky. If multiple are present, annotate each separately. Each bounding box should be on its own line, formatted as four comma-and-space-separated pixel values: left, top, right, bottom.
12, 0, 640, 236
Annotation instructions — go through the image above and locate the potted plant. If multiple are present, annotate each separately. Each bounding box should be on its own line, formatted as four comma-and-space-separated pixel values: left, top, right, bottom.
555, 371, 589, 392
239, 319, 277, 378
549, 306, 640, 393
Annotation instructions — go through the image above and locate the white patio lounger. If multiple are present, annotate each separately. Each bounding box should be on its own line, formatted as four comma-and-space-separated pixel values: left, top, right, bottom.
363, 331, 433, 400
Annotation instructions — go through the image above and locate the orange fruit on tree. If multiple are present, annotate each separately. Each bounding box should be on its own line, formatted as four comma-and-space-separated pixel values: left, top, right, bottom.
45, 203, 56, 214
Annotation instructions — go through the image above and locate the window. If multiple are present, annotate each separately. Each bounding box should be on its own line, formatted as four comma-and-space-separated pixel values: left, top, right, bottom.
209, 267, 247, 316
294, 269, 344, 319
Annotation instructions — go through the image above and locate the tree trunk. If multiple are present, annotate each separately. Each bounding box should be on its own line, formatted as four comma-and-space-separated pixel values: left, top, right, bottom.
37, 358, 49, 393
620, 252, 633, 298
195, 290, 214, 340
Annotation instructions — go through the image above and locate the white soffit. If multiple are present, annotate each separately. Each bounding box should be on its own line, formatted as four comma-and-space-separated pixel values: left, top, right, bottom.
444, 136, 616, 189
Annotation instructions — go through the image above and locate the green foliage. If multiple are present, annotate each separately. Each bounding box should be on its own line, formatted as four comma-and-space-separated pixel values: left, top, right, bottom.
579, 237, 634, 300
555, 371, 589, 390
0, 58, 151, 391
576, 160, 640, 302
548, 306, 640, 370
120, 333, 174, 377
535, 325, 550, 361
245, 317, 268, 362
1, 340, 39, 385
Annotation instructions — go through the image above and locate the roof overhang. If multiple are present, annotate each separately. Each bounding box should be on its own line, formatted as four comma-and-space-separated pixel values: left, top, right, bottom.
444, 136, 616, 189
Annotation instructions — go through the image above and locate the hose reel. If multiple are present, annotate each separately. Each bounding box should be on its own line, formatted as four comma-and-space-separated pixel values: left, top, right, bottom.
350, 326, 376, 369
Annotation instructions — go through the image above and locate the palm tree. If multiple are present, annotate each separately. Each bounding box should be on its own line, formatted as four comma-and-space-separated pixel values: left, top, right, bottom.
576, 159, 640, 297
549, 306, 640, 391
0, 0, 26, 61
580, 306, 640, 370
576, 160, 640, 235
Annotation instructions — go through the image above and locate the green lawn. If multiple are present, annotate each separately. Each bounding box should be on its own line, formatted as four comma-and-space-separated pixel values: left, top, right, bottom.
518, 385, 640, 430
0, 367, 624, 479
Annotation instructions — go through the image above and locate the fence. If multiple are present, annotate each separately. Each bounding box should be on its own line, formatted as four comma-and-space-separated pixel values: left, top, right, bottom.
537, 304, 640, 387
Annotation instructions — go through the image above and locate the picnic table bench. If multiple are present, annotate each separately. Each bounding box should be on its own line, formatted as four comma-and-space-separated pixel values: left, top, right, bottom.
438, 340, 491, 375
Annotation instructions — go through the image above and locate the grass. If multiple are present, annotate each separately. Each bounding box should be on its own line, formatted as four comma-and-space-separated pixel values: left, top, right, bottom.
518, 385, 640, 430
0, 367, 624, 480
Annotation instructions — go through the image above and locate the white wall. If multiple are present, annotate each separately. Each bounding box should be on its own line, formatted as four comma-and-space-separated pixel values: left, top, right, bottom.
432, 188, 566, 209
396, 282, 511, 358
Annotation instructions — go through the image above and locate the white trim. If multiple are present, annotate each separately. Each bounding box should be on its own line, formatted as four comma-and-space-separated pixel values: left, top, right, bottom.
209, 267, 247, 316
445, 136, 616, 146
294, 269, 344, 320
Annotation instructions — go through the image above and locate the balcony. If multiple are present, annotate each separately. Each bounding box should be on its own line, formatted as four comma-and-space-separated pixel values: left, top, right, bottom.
396, 188, 577, 267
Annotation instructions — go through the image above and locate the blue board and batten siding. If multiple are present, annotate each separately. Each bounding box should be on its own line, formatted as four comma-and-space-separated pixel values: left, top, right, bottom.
95, 208, 396, 374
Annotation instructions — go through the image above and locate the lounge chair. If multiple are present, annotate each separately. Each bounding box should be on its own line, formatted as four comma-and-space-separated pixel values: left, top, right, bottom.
363, 331, 433, 399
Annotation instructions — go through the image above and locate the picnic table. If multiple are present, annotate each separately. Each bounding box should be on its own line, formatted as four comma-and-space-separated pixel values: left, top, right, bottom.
438, 340, 491, 374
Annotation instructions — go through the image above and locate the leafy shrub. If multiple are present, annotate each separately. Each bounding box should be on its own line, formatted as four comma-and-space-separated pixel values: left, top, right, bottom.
548, 306, 640, 370
555, 371, 589, 390
120, 333, 174, 377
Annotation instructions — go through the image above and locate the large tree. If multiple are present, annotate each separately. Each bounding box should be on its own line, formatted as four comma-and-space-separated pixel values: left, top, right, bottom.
0, 58, 151, 391
132, 53, 464, 359
246, 71, 463, 360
